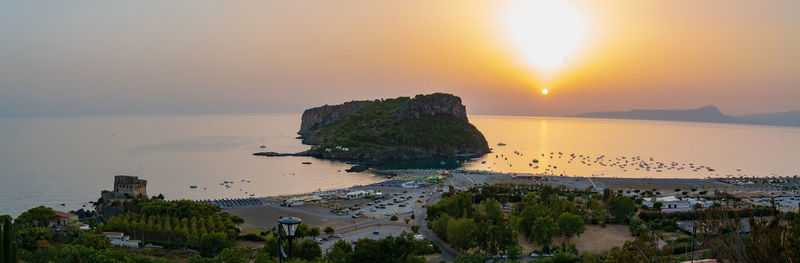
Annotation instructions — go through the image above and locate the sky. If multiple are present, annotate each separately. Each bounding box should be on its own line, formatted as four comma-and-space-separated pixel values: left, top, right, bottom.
1, 0, 798, 117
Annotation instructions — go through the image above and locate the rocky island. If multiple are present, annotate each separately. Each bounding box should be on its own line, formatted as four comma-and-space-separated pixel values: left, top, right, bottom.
256, 93, 490, 163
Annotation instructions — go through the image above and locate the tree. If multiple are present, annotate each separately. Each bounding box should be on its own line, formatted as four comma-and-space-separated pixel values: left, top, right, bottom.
652, 202, 663, 212
411, 225, 420, 234
198, 233, 232, 257
539, 185, 556, 200
607, 196, 637, 222
350, 233, 432, 263
252, 248, 275, 263
446, 218, 477, 251
216, 246, 252, 263
2, 215, 19, 263
481, 198, 503, 224
71, 231, 111, 249
530, 216, 558, 250
309, 227, 320, 238
297, 239, 322, 261
294, 224, 310, 239
325, 239, 352, 263
324, 226, 335, 236
15, 226, 51, 250
557, 212, 586, 241
454, 253, 489, 263
431, 213, 453, 239
14, 206, 56, 227
603, 189, 613, 202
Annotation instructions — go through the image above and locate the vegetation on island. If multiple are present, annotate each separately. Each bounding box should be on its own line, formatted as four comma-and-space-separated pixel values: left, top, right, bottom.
309, 94, 489, 159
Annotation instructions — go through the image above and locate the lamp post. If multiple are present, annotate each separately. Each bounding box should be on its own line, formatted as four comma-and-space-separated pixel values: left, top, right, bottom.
278, 217, 302, 263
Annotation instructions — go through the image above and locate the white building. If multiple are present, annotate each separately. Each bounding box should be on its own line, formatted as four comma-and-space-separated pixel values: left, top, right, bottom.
345, 190, 371, 199
104, 232, 141, 248
642, 196, 691, 212
643, 196, 722, 212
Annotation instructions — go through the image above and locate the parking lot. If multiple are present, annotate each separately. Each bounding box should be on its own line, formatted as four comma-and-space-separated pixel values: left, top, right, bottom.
356, 189, 430, 218
319, 226, 408, 252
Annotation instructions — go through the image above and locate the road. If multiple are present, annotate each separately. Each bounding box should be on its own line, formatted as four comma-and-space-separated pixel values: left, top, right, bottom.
415, 187, 459, 262
327, 186, 460, 261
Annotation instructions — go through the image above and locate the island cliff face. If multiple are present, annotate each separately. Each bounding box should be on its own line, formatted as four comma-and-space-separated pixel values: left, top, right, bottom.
296, 93, 489, 162
298, 101, 371, 144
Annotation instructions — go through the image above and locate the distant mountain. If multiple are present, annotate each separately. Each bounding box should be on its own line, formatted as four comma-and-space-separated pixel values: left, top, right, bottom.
738, 110, 800, 127
572, 105, 800, 127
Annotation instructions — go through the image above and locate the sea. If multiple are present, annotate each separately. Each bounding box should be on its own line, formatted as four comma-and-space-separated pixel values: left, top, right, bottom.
1, 113, 799, 217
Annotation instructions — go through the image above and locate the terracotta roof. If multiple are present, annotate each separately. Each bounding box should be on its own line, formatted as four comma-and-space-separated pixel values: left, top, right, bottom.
53, 210, 76, 218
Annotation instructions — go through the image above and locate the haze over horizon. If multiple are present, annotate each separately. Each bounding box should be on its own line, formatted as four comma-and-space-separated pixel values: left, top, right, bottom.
1, 0, 799, 118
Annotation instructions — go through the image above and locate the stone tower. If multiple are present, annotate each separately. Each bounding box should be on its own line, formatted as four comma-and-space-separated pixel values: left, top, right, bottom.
113, 175, 147, 198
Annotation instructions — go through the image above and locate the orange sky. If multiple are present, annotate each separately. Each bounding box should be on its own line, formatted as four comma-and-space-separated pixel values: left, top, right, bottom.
0, 0, 798, 117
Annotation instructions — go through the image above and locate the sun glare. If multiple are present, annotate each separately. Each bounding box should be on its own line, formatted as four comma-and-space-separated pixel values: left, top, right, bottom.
503, 0, 587, 74
541, 88, 549, 95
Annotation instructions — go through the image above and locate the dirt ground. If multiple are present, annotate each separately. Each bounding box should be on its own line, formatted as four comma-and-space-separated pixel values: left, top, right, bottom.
227, 204, 370, 231
519, 224, 634, 253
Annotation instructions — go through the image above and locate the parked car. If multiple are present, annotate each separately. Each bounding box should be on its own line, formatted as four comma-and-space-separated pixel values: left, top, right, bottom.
372, 231, 379, 235
530, 252, 554, 258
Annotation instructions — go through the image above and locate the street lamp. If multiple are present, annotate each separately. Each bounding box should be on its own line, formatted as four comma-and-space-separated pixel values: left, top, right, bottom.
278, 217, 302, 262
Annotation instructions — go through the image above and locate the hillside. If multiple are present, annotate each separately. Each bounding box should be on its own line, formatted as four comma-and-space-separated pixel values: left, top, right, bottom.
573, 105, 800, 127
573, 105, 738, 123
297, 93, 490, 162
738, 110, 800, 127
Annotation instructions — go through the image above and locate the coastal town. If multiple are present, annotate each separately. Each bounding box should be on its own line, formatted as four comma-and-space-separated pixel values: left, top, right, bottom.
5, 166, 798, 262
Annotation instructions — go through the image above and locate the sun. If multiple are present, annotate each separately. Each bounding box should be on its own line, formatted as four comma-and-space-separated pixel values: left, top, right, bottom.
541, 88, 549, 95
502, 0, 587, 74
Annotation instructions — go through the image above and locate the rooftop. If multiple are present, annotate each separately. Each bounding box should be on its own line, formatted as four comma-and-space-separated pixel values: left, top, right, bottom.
53, 210, 76, 218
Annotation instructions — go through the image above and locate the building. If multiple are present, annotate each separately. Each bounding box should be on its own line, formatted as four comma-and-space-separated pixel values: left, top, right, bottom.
104, 232, 141, 248
643, 196, 721, 212
642, 196, 691, 212
50, 210, 78, 229
113, 175, 148, 198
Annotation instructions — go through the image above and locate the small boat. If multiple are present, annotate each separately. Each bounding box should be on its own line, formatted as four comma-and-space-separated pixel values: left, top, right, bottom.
190, 185, 198, 189
259, 145, 266, 149
497, 142, 506, 146
302, 162, 312, 164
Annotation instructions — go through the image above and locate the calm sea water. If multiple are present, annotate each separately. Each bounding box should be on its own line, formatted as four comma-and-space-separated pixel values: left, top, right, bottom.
1, 114, 799, 217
